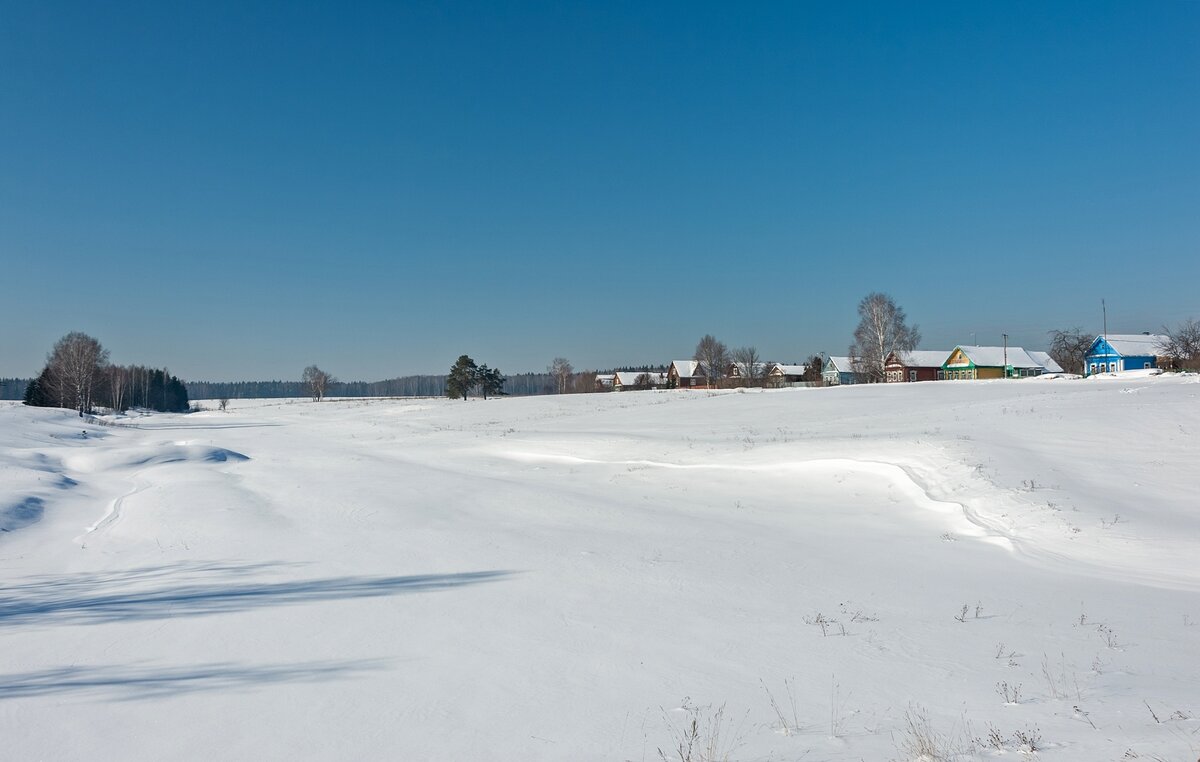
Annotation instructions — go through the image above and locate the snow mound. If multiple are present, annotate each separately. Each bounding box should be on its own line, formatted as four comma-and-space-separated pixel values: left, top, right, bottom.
63, 444, 249, 473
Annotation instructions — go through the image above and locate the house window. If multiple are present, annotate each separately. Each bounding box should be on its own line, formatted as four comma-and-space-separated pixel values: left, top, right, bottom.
1108, 362, 1117, 372
910, 370, 917, 382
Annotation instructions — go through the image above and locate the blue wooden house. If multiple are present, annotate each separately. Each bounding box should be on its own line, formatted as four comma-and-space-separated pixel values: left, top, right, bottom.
822, 356, 859, 385
1083, 333, 1169, 376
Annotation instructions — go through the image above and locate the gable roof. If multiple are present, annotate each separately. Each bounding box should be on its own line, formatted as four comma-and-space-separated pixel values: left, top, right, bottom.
951, 345, 1042, 369
769, 364, 807, 376
824, 356, 854, 373
670, 360, 707, 378
890, 350, 953, 368
1026, 351, 1065, 373
1091, 334, 1169, 357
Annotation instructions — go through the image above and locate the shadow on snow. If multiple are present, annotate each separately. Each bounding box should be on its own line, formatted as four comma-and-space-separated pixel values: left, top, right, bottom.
0, 562, 516, 627
0, 659, 385, 701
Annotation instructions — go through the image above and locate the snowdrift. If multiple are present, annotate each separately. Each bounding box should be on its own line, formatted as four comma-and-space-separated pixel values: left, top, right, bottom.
0, 377, 1197, 760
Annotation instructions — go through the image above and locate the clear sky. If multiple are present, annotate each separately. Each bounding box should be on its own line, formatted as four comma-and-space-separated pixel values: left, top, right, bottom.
2, 1, 1197, 380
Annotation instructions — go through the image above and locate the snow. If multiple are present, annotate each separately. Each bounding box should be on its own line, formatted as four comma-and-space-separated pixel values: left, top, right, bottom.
1, 377, 1198, 760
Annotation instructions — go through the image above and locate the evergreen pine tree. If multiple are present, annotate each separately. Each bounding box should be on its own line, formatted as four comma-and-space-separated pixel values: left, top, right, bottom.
447, 355, 477, 400
23, 369, 52, 407
477, 365, 505, 399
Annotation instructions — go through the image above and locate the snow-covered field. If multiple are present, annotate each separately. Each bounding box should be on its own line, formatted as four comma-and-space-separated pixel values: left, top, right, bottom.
1, 375, 1198, 760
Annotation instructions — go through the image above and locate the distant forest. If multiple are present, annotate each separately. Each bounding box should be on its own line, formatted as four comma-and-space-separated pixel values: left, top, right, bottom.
184, 372, 562, 401
0, 372, 573, 401
1, 378, 30, 400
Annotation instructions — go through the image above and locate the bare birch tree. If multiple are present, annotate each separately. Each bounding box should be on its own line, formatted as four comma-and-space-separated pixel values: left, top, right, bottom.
549, 357, 573, 394
302, 365, 334, 402
693, 335, 729, 388
45, 332, 109, 415
849, 293, 920, 382
106, 365, 129, 413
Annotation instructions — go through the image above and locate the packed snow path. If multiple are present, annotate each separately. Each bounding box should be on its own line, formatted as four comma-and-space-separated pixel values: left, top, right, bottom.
1, 374, 1197, 760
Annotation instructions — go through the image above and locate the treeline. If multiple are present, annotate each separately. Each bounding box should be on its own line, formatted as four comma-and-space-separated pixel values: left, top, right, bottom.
186, 373, 561, 400
610, 365, 668, 373
23, 332, 189, 415
1, 378, 31, 400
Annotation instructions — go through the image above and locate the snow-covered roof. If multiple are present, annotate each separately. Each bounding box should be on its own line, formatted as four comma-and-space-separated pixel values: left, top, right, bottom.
891, 350, 953, 368
670, 360, 705, 378
951, 346, 1042, 369
594, 374, 615, 384
1026, 351, 1064, 374
825, 356, 854, 373
1094, 334, 1169, 357
729, 361, 771, 377
769, 364, 807, 376
614, 371, 667, 386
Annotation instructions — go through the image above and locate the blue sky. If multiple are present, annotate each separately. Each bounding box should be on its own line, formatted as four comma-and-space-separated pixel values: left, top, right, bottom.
2, 1, 1197, 380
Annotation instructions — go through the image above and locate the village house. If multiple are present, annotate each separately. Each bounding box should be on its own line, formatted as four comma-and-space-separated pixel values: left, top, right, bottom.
667, 360, 709, 388
594, 373, 615, 391
883, 350, 953, 382
1083, 333, 1169, 376
726, 361, 771, 384
822, 356, 859, 386
939, 345, 1047, 380
612, 371, 668, 391
766, 364, 807, 387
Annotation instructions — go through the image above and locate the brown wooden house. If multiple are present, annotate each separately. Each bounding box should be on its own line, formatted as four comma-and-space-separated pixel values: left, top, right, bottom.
668, 360, 709, 388
884, 350, 953, 382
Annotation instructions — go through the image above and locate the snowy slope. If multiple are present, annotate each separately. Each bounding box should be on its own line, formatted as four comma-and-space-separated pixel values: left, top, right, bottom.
0, 376, 1197, 760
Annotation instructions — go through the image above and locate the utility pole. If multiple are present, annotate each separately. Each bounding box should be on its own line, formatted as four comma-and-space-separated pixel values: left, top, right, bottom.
1099, 297, 1108, 355
1102, 298, 1108, 366
1003, 333, 1009, 378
